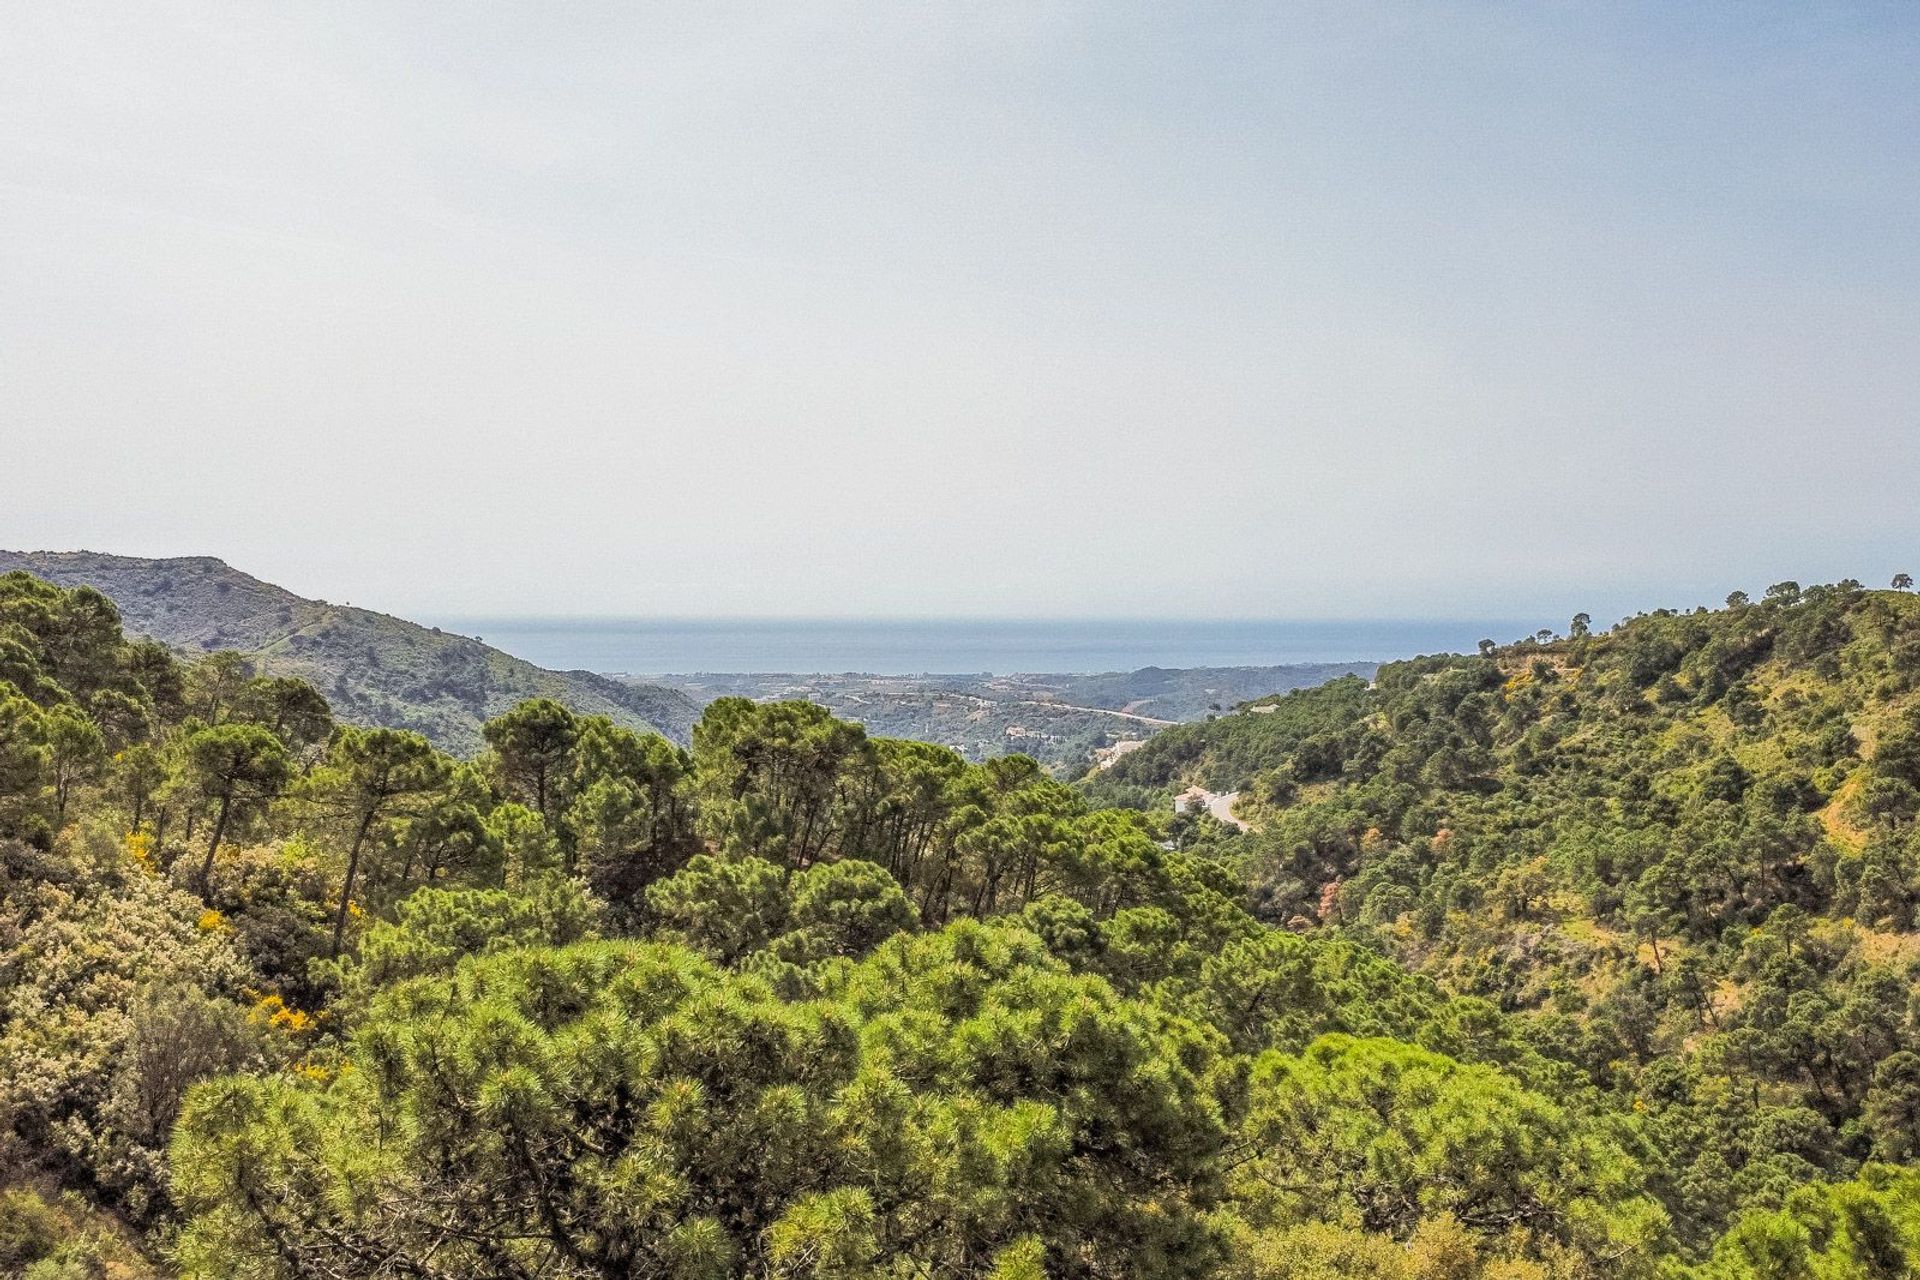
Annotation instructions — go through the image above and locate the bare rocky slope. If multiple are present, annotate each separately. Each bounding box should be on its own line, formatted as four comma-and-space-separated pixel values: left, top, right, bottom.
0, 550, 698, 754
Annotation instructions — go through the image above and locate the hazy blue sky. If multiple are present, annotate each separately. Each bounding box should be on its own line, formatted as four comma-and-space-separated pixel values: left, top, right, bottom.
4, 2, 1916, 622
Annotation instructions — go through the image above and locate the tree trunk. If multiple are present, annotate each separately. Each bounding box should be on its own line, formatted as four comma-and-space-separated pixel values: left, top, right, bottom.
331, 808, 381, 957
198, 795, 233, 904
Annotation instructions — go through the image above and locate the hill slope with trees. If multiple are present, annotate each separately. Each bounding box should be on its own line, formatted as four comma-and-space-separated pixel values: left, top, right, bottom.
0, 550, 698, 752
3, 566, 1919, 1279
1091, 577, 1920, 1255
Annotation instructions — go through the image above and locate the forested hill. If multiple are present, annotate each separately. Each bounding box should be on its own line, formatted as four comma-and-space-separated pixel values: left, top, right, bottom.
8, 566, 1920, 1279
0, 550, 697, 753
1092, 577, 1920, 1251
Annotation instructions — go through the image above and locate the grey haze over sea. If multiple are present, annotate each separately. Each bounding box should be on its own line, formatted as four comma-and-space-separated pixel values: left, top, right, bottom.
425, 618, 1543, 676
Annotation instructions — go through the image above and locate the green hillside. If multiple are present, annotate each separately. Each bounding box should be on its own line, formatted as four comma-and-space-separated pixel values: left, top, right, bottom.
0, 551, 697, 753
1091, 579, 1920, 1253
5, 567, 1920, 1279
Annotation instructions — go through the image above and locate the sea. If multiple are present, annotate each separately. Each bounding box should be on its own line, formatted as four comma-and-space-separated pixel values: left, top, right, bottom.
423, 617, 1542, 676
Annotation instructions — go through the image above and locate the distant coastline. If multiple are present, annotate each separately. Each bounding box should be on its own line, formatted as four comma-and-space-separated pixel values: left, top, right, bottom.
423, 616, 1542, 676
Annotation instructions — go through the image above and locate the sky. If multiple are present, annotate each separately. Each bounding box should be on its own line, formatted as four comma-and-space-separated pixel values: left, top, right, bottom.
3, 2, 1917, 623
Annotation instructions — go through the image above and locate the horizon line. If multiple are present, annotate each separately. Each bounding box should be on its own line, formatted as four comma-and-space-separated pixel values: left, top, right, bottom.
421, 613, 1556, 627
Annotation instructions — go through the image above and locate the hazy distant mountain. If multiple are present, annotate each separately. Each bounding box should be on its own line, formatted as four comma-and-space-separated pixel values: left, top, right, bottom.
0, 550, 699, 754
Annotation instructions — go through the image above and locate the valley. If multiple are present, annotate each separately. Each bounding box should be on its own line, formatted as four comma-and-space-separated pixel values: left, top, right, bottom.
643, 664, 1375, 771
6, 564, 1918, 1278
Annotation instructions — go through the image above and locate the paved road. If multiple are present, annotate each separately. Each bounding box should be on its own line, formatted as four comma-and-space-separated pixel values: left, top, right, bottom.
1176, 786, 1250, 831
1205, 790, 1248, 829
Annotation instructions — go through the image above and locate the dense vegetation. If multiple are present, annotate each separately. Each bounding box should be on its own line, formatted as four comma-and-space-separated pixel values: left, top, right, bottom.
4, 568, 1920, 1277
1094, 579, 1920, 1266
